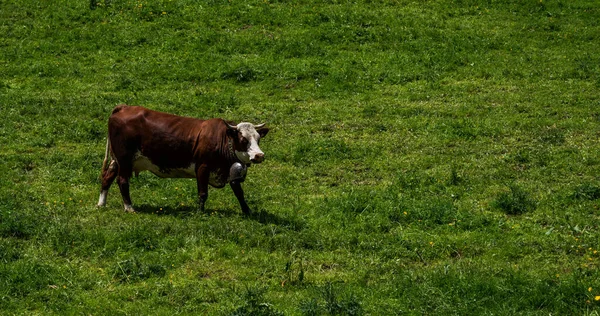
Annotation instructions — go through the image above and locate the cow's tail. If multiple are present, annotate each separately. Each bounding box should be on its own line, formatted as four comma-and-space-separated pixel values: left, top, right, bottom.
100, 104, 125, 174
101, 137, 111, 174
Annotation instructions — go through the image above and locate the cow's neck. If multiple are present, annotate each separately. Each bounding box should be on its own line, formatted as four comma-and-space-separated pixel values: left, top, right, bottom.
227, 136, 235, 157
226, 136, 243, 165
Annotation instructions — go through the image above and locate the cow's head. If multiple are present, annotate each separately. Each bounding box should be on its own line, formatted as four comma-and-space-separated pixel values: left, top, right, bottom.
227, 122, 269, 165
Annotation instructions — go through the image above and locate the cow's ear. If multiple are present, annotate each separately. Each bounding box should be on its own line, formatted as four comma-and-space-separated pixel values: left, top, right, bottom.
226, 128, 236, 137
226, 123, 238, 137
258, 127, 269, 138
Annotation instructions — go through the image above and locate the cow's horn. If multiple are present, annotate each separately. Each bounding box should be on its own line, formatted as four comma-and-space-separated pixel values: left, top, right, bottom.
226, 122, 238, 130
254, 123, 266, 129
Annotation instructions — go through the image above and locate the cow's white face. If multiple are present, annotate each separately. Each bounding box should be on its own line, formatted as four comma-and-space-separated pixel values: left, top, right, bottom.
231, 123, 268, 165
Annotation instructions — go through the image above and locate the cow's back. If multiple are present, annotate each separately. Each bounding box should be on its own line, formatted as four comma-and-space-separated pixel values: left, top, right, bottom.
108, 105, 209, 172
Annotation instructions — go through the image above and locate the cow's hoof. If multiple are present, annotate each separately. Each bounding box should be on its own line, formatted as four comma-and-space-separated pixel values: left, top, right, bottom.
98, 190, 108, 207
124, 205, 136, 213
242, 208, 252, 215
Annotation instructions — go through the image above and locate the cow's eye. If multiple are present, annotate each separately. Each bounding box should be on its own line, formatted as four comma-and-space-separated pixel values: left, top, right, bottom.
239, 136, 249, 148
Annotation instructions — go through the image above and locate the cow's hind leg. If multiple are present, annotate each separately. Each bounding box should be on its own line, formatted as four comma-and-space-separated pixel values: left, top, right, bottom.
117, 175, 135, 212
98, 160, 118, 207
115, 160, 135, 212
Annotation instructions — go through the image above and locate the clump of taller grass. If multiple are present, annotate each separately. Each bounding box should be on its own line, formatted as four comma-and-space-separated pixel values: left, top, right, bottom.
571, 183, 600, 200
231, 286, 283, 316
493, 184, 537, 215
299, 282, 362, 316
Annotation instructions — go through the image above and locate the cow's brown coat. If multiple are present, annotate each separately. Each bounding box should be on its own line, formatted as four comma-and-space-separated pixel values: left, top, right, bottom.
98, 105, 268, 213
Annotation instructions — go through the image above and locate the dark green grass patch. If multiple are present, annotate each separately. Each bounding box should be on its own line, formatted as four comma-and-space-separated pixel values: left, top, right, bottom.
299, 282, 362, 316
572, 183, 600, 201
231, 286, 284, 316
493, 184, 537, 215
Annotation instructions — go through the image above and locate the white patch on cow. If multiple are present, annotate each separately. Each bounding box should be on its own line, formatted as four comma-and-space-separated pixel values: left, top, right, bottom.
235, 123, 264, 164
132, 152, 196, 178
97, 190, 108, 207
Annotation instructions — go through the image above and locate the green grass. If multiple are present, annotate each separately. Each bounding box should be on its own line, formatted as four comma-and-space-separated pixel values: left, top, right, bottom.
2, 0, 600, 314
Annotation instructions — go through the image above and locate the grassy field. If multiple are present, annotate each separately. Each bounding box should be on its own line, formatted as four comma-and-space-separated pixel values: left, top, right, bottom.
1, 0, 600, 314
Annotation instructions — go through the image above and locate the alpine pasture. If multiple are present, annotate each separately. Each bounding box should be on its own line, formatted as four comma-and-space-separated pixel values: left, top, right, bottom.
1, 0, 600, 314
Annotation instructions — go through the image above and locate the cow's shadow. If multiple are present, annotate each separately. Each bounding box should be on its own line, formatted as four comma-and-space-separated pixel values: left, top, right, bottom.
245, 208, 305, 231
135, 204, 198, 218
134, 204, 304, 230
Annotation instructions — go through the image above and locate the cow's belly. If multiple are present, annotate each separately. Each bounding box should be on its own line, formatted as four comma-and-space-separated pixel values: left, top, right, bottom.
132, 153, 196, 179
131, 152, 230, 187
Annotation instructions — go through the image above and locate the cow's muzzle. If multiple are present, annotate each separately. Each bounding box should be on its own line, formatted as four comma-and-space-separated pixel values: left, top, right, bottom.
251, 153, 265, 164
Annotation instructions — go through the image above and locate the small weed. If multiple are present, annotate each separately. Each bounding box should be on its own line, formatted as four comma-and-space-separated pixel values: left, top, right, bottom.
415, 198, 459, 225
231, 286, 283, 316
322, 283, 362, 316
448, 166, 463, 186
298, 298, 320, 316
299, 282, 362, 316
572, 183, 600, 200
493, 184, 537, 215
283, 251, 305, 286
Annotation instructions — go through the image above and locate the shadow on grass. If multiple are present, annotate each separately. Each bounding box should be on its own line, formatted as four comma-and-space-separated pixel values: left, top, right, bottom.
134, 204, 198, 218
134, 204, 305, 230
246, 209, 305, 231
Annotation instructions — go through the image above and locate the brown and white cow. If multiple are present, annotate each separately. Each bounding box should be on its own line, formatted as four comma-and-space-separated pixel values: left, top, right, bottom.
97, 105, 269, 214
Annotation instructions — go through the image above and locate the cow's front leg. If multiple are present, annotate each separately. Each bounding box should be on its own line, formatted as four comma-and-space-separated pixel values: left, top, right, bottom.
230, 180, 251, 214
196, 164, 210, 212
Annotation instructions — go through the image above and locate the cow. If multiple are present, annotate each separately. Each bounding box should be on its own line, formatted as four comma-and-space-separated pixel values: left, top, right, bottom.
97, 105, 269, 214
